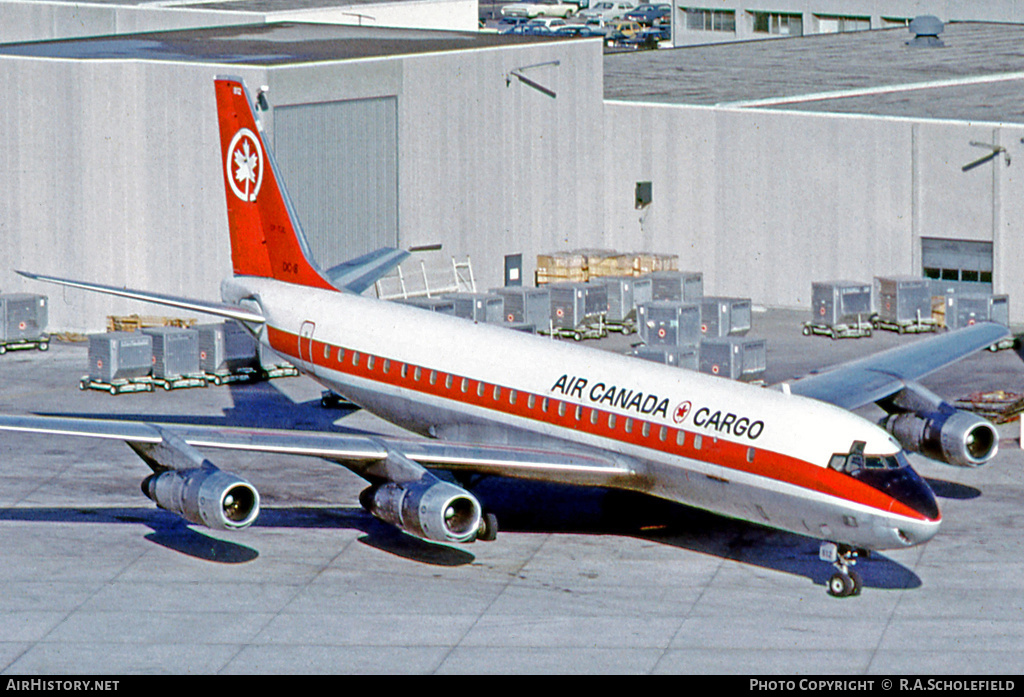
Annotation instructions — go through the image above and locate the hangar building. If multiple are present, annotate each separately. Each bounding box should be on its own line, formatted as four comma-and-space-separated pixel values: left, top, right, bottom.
2, 20, 1024, 329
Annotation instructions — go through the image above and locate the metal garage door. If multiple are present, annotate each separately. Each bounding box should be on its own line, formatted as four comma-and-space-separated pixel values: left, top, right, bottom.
921, 238, 993, 294
273, 97, 398, 275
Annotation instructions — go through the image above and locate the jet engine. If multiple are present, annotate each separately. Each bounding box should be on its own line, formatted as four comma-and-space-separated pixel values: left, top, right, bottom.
360, 476, 482, 544
142, 465, 260, 530
882, 408, 998, 467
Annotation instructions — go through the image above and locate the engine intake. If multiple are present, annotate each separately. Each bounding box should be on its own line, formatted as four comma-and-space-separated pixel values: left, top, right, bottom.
143, 465, 260, 530
360, 477, 482, 544
883, 408, 998, 467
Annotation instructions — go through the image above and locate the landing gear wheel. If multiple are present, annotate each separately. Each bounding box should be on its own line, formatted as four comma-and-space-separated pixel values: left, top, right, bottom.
849, 570, 863, 596
802, 325, 811, 336
477, 512, 499, 542
828, 572, 855, 598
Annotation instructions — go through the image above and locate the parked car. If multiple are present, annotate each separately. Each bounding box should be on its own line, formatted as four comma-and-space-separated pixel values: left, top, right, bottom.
624, 3, 670, 25
621, 24, 670, 47
553, 23, 606, 37
576, 0, 636, 23
604, 18, 641, 42
501, 0, 580, 19
523, 16, 568, 33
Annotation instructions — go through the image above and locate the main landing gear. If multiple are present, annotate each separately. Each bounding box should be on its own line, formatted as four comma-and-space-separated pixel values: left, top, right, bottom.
820, 542, 865, 597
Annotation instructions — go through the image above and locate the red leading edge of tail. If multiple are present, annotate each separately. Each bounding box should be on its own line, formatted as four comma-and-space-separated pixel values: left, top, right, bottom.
214, 77, 334, 291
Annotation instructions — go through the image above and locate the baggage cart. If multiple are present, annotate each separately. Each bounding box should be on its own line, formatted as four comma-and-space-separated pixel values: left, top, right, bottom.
802, 281, 873, 339
872, 276, 938, 333
142, 326, 206, 390
589, 276, 652, 333
543, 282, 609, 339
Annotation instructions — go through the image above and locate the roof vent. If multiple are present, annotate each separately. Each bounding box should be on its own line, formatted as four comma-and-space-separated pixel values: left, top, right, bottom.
907, 15, 944, 47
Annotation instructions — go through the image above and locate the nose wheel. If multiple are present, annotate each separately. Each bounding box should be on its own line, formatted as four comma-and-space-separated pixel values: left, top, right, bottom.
821, 542, 863, 597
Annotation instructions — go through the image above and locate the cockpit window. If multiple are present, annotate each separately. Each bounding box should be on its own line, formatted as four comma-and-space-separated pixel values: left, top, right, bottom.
828, 441, 907, 474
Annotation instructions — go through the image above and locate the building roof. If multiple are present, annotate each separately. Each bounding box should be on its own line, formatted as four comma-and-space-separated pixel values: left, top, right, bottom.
604, 22, 1024, 124
0, 21, 555, 65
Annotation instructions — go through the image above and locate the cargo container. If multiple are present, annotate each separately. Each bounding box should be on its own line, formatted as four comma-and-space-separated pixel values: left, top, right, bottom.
141, 326, 201, 380
196, 321, 259, 374
803, 281, 873, 339
492, 287, 550, 326
637, 301, 701, 347
445, 292, 505, 323
547, 282, 608, 330
589, 275, 652, 327
699, 337, 767, 382
87, 331, 153, 383
649, 270, 703, 303
944, 293, 1010, 330
396, 297, 456, 315
700, 297, 752, 337
0, 293, 49, 352
627, 344, 699, 370
873, 276, 938, 333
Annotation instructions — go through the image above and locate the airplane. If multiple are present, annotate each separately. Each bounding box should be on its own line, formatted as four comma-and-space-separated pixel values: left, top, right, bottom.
0, 76, 1012, 598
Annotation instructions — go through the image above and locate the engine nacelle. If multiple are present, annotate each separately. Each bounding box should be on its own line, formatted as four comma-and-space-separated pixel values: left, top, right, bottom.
142, 465, 260, 530
883, 409, 998, 467
360, 478, 482, 544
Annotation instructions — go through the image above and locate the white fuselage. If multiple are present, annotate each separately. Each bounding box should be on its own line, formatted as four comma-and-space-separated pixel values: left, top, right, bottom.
224, 276, 941, 551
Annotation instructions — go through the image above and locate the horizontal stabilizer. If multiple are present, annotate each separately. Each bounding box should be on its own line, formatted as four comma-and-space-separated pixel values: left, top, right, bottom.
16, 270, 265, 324
324, 248, 411, 294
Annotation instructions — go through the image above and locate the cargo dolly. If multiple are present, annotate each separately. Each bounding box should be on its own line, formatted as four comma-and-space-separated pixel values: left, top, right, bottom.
541, 314, 609, 341
0, 335, 50, 354
151, 374, 208, 391
801, 319, 872, 340
870, 312, 939, 335
79, 376, 155, 395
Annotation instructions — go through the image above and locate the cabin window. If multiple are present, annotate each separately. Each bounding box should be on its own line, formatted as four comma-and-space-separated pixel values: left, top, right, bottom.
641, 422, 650, 438
558, 402, 567, 417
414, 367, 421, 382
461, 377, 468, 393
429, 370, 437, 385
401, 363, 408, 378
337, 348, 344, 362
542, 398, 549, 412
352, 352, 360, 367
445, 374, 453, 389
477, 382, 485, 397
367, 356, 375, 370
676, 430, 686, 447
625, 418, 633, 434
493, 386, 501, 400
747, 447, 756, 463
575, 405, 582, 421
693, 434, 702, 450
382, 359, 390, 374
659, 426, 668, 442
323, 344, 330, 359
608, 414, 616, 429
591, 410, 599, 425
509, 390, 517, 405
528, 394, 536, 409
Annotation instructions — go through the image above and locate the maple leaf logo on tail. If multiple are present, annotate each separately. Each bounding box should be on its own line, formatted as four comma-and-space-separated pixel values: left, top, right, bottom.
226, 128, 263, 203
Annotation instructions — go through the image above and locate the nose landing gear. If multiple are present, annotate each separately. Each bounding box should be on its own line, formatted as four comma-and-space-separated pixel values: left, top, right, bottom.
820, 542, 864, 597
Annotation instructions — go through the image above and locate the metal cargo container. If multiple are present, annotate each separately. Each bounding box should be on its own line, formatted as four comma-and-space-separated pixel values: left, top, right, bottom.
445, 292, 505, 323
944, 293, 1010, 330
627, 344, 699, 370
548, 282, 607, 329
142, 327, 200, 379
637, 301, 701, 347
699, 337, 767, 382
0, 293, 48, 342
589, 276, 652, 322
492, 287, 550, 326
874, 276, 934, 324
88, 332, 153, 382
649, 271, 703, 303
811, 281, 873, 326
700, 297, 752, 337
196, 321, 259, 373
396, 297, 456, 315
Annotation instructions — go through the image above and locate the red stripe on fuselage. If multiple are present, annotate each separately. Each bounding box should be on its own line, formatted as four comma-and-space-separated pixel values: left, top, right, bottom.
266, 325, 933, 523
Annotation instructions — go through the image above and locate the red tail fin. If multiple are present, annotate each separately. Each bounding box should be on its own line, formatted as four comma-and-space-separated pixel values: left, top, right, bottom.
214, 77, 334, 290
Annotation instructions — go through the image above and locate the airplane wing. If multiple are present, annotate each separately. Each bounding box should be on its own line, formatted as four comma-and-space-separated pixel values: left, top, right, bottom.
785, 321, 1011, 410
14, 271, 265, 325
0, 415, 636, 488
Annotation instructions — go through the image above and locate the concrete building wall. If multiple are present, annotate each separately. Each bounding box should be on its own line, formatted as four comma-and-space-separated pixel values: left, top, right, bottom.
602, 101, 1024, 321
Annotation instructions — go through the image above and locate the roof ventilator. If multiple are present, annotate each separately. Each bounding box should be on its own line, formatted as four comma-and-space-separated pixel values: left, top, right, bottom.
906, 15, 944, 47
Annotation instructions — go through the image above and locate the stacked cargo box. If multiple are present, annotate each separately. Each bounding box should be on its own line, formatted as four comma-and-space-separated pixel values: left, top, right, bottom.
649, 271, 704, 303
698, 337, 767, 383
492, 286, 550, 328
445, 292, 505, 323
699, 297, 752, 338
